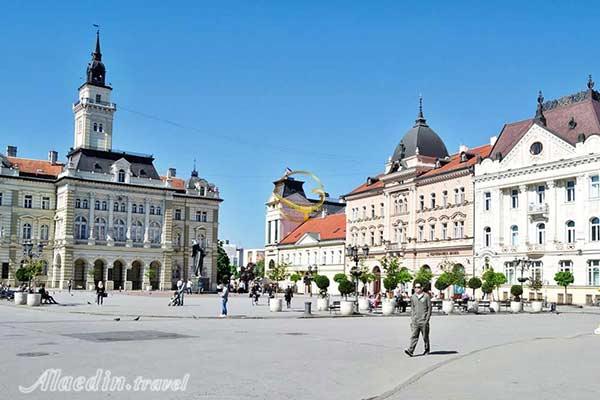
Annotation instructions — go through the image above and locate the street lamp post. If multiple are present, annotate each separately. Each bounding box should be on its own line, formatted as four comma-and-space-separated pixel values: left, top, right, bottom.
304, 265, 318, 297
513, 257, 531, 287
346, 244, 369, 312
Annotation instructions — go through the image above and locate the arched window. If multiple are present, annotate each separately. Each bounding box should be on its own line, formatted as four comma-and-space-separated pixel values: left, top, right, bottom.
149, 206, 155, 215
75, 199, 81, 208
74, 216, 87, 240
40, 224, 49, 241
114, 219, 126, 242
98, 123, 103, 133
132, 221, 144, 243
175, 233, 181, 247
82, 199, 88, 209
537, 223, 546, 244
591, 217, 600, 242
120, 203, 126, 212
113, 202, 119, 212
484, 227, 492, 247
22, 223, 32, 240
132, 204, 137, 213
94, 200, 100, 210
118, 169, 126, 183
566, 221, 576, 244
101, 201, 107, 211
149, 222, 161, 244
93, 122, 98, 132
138, 204, 144, 214
156, 206, 161, 216
94, 217, 106, 240
510, 225, 519, 247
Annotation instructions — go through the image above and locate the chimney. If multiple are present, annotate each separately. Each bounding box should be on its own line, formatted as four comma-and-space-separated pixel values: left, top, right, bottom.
167, 168, 176, 178
490, 136, 498, 146
48, 150, 58, 164
6, 146, 17, 157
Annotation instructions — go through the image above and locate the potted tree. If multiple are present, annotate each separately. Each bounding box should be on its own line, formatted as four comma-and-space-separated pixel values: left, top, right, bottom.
357, 269, 373, 312
144, 268, 156, 291
414, 266, 433, 292
467, 277, 482, 312
290, 273, 301, 293
338, 278, 355, 316
266, 262, 289, 312
14, 267, 31, 305
481, 280, 495, 311
435, 272, 454, 314
510, 285, 523, 313
22, 260, 43, 306
554, 271, 574, 305
529, 277, 543, 312
314, 275, 330, 311
483, 268, 506, 312
382, 275, 398, 315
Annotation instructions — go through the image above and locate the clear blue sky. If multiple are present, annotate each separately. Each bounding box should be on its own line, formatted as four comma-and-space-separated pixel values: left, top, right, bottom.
1, 1, 599, 248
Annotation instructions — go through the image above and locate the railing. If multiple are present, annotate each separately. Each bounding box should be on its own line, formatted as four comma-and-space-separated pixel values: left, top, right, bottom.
528, 203, 548, 214
74, 97, 116, 109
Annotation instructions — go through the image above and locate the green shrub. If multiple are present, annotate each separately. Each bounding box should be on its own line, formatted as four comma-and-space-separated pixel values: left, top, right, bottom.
434, 272, 453, 293
467, 277, 482, 291
15, 267, 31, 283
338, 279, 354, 298
383, 276, 398, 292
333, 273, 347, 283
290, 273, 302, 284
314, 275, 330, 298
510, 285, 523, 301
481, 281, 494, 296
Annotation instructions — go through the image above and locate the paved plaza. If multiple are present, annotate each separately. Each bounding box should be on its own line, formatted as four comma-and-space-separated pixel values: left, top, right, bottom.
1, 292, 599, 400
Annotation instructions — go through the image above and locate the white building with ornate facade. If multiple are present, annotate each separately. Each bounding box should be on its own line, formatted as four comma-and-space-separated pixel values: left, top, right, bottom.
0, 33, 221, 291
475, 83, 600, 304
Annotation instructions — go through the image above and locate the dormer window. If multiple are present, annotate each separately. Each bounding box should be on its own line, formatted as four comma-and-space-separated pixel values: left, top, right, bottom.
199, 186, 206, 196
460, 152, 468, 162
94, 163, 102, 171
118, 169, 126, 183
139, 169, 146, 177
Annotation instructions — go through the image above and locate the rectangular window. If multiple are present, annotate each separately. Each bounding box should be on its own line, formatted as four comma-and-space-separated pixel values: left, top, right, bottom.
442, 191, 448, 207
274, 220, 278, 242
460, 187, 465, 203
371, 205, 375, 218
370, 231, 375, 246
24, 195, 32, 208
511, 189, 519, 208
560, 260, 572, 273
537, 185, 545, 204
201, 211, 208, 222
379, 230, 384, 245
0, 192, 3, 206
1, 263, 8, 279
429, 224, 435, 241
95, 94, 102, 103
591, 175, 600, 198
484, 192, 491, 211
174, 209, 182, 220
267, 221, 272, 244
430, 193, 436, 209
362, 207, 366, 219
380, 203, 384, 218
589, 260, 600, 286
441, 223, 448, 240
454, 189, 460, 204
418, 225, 424, 241
419, 195, 424, 211
196, 211, 202, 222
566, 180, 576, 202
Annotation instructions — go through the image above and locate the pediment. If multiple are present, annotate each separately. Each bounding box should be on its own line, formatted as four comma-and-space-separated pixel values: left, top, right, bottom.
296, 232, 320, 245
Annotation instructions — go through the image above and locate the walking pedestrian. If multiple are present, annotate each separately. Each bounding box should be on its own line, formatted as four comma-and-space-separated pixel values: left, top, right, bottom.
67, 279, 72, 294
284, 285, 293, 308
186, 279, 193, 294
220, 280, 229, 317
404, 283, 432, 357
96, 281, 106, 306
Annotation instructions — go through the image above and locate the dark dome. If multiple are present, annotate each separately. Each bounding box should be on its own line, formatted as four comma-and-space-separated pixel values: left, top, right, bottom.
391, 110, 448, 162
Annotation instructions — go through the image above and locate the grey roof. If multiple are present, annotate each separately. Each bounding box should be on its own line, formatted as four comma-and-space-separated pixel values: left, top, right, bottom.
67, 148, 160, 179
391, 110, 448, 162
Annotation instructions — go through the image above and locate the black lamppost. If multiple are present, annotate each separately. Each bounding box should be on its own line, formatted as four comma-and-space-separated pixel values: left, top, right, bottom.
346, 244, 369, 311
304, 265, 318, 297
512, 257, 531, 287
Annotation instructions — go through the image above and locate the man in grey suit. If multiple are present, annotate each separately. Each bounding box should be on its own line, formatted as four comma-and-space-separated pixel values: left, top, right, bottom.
404, 283, 432, 357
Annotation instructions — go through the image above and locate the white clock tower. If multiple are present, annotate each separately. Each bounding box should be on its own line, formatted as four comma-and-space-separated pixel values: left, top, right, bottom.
73, 31, 116, 151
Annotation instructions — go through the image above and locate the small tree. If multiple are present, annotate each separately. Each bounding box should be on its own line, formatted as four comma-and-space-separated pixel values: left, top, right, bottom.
529, 277, 543, 300
383, 275, 398, 296
414, 266, 433, 291
492, 272, 507, 300
358, 269, 374, 297
434, 272, 454, 299
254, 259, 265, 278
338, 278, 354, 300
510, 285, 523, 301
266, 262, 290, 295
481, 281, 494, 299
467, 277, 482, 297
15, 260, 44, 290
290, 273, 302, 286
314, 275, 330, 298
333, 273, 347, 283
554, 271, 574, 304
144, 267, 157, 289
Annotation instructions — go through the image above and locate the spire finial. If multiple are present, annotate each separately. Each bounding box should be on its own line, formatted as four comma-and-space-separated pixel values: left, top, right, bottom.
534, 90, 547, 126
415, 94, 427, 126
191, 159, 198, 177
588, 74, 595, 90
92, 24, 101, 61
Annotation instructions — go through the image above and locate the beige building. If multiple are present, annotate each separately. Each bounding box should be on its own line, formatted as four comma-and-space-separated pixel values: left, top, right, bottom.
345, 102, 490, 293
0, 33, 221, 291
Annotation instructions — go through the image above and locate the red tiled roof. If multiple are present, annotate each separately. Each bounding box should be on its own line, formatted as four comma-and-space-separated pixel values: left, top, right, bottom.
491, 92, 600, 159
279, 213, 346, 245
420, 144, 491, 178
7, 157, 63, 177
347, 174, 385, 196
160, 176, 186, 190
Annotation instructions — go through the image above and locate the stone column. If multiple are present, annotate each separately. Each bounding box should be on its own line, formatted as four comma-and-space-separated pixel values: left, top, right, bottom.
547, 181, 557, 244
576, 174, 586, 244
126, 197, 132, 247
519, 185, 529, 246
496, 188, 504, 247
107, 194, 114, 246
87, 193, 95, 245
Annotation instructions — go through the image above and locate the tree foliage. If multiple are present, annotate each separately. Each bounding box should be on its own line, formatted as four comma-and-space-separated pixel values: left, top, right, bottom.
255, 259, 265, 278
266, 262, 290, 291
338, 278, 354, 298
290, 273, 302, 284
314, 275, 330, 298
510, 284, 523, 301
554, 271, 574, 301
414, 266, 433, 290
529, 277, 543, 293
216, 240, 231, 284
333, 273, 348, 283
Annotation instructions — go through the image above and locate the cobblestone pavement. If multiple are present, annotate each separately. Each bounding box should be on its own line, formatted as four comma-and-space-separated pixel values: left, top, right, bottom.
1, 292, 599, 400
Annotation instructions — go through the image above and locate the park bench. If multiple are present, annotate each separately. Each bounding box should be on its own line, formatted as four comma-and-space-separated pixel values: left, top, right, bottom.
329, 300, 340, 314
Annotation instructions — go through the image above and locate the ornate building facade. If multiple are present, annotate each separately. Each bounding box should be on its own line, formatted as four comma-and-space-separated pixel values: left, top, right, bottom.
0, 33, 221, 291
474, 82, 600, 304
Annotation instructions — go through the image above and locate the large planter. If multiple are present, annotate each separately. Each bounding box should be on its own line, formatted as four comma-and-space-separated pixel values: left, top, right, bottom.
382, 299, 396, 316
317, 297, 329, 311
467, 300, 479, 313
340, 300, 354, 316
531, 301, 543, 313
269, 298, 283, 312
442, 300, 454, 314
489, 301, 500, 313
358, 297, 370, 312
14, 292, 27, 305
510, 301, 523, 313
27, 293, 41, 307
145, 285, 152, 292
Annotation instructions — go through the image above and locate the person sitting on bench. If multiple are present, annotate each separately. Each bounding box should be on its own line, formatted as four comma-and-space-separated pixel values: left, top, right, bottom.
38, 285, 58, 304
